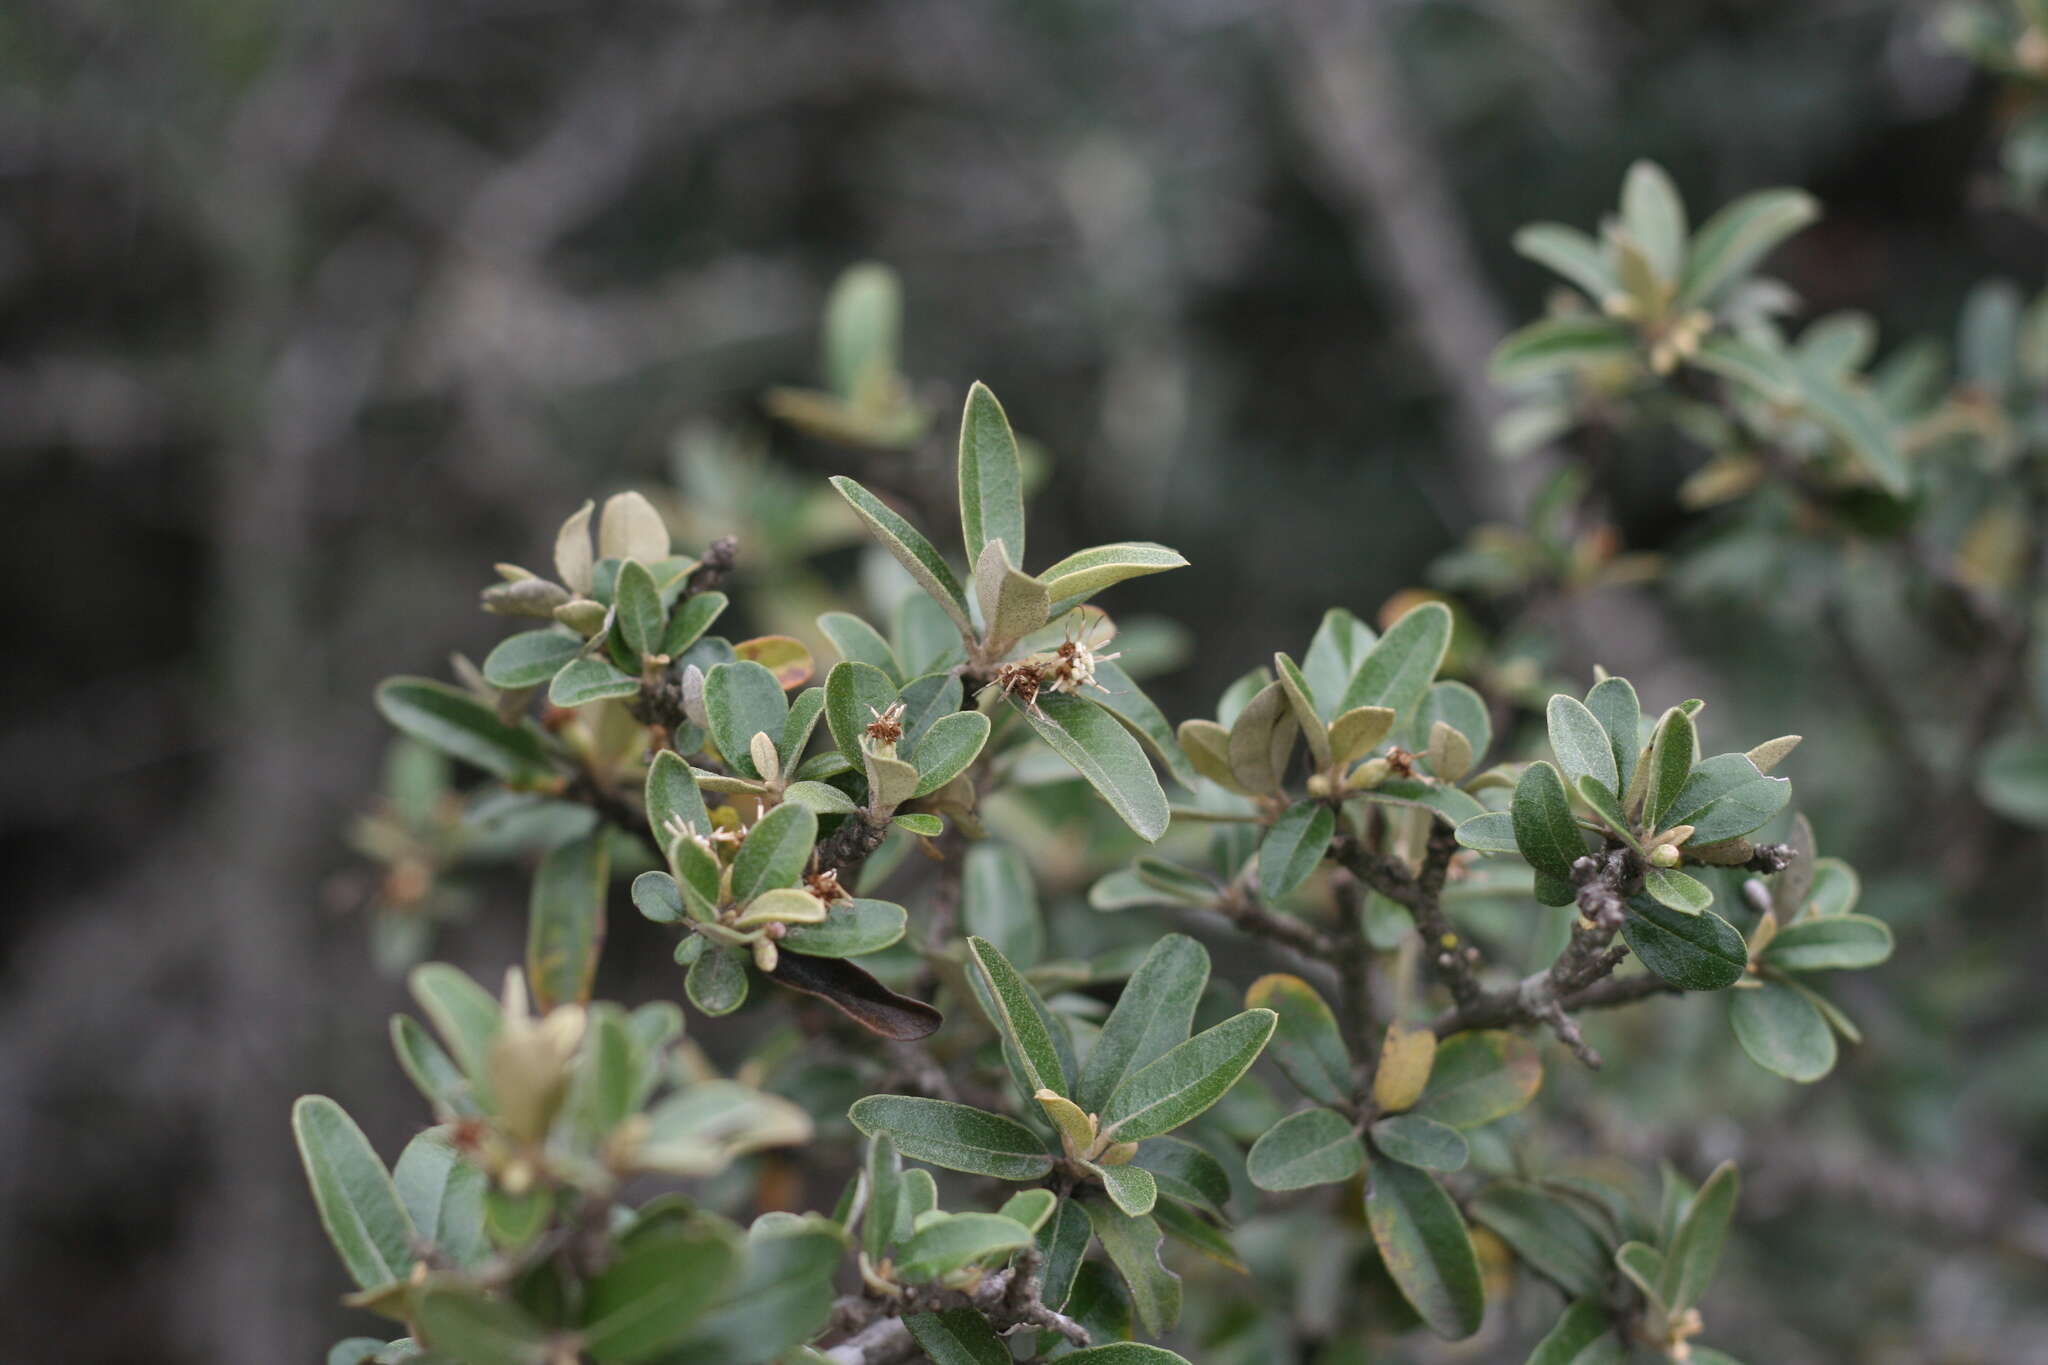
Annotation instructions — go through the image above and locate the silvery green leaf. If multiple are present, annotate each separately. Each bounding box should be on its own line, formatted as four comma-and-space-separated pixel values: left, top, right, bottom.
292, 1096, 416, 1292
550, 656, 639, 707
1016, 693, 1170, 841
1076, 934, 1209, 1114
705, 661, 789, 779
847, 1096, 1054, 1180
831, 476, 973, 632
1259, 801, 1334, 902
483, 629, 584, 689
1247, 1107, 1365, 1191
1336, 601, 1452, 729
661, 590, 728, 658
1099, 1008, 1277, 1142
957, 382, 1027, 570
817, 611, 901, 684
1037, 542, 1190, 611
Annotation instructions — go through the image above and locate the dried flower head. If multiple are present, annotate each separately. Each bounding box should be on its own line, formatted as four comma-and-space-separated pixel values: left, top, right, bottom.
865, 701, 907, 746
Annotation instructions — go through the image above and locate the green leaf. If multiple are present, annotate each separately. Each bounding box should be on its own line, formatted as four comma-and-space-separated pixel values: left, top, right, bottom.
910, 710, 990, 797
1247, 1107, 1366, 1191
1622, 898, 1747, 991
1091, 656, 1200, 788
662, 591, 728, 658
1368, 1114, 1469, 1172
292, 1096, 416, 1291
1513, 222, 1618, 301
782, 898, 907, 958
391, 1014, 479, 1117
705, 661, 789, 779
550, 655, 640, 707
1301, 608, 1377, 721
659, 1218, 843, 1365
1764, 914, 1893, 971
1226, 680, 1299, 795
1244, 973, 1352, 1109
893, 813, 943, 836
957, 382, 1027, 569
1094, 1161, 1159, 1217
1526, 1299, 1621, 1365
1615, 1240, 1667, 1312
1455, 811, 1520, 855
1691, 332, 1797, 401
974, 540, 1050, 651
732, 802, 817, 905
1037, 542, 1190, 609
830, 476, 973, 632
966, 935, 1072, 1099
896, 1212, 1035, 1282
1584, 676, 1642, 795
482, 629, 583, 689
998, 1188, 1057, 1234
376, 679, 548, 781
408, 963, 501, 1103
1469, 1182, 1610, 1298
613, 559, 666, 661
1576, 776, 1639, 849
1415, 680, 1493, 768
1337, 601, 1452, 729
1059, 1347, 1195, 1365
1368, 777, 1486, 827
1491, 316, 1637, 383
1015, 693, 1170, 841
646, 749, 711, 846
1731, 980, 1836, 1081
1259, 801, 1335, 902
905, 1309, 1009, 1365
847, 1096, 1054, 1180
1547, 695, 1619, 795
1978, 733, 2048, 827
1643, 866, 1713, 916
1083, 1200, 1182, 1336
1274, 652, 1331, 766
414, 1287, 550, 1365
1660, 1161, 1738, 1313
1805, 857, 1861, 917
824, 660, 901, 766
686, 945, 748, 1016
1621, 161, 1688, 281
583, 1218, 742, 1363
1414, 1031, 1543, 1130
1663, 755, 1790, 844
1513, 761, 1588, 905
1366, 1157, 1485, 1340
864, 1135, 901, 1262
1677, 187, 1819, 309
1037, 1197, 1093, 1311
781, 780, 858, 815
1642, 708, 1698, 832
961, 844, 1044, 968
1099, 1008, 1277, 1142
1130, 1138, 1232, 1219
817, 611, 901, 684
526, 834, 608, 1010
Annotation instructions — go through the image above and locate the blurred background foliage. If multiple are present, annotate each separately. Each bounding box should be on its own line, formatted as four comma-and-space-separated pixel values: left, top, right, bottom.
2, 0, 2044, 1362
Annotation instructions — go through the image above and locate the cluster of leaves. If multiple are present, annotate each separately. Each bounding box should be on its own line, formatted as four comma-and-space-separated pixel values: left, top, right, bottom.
311, 255, 1894, 1363
1479, 161, 2048, 835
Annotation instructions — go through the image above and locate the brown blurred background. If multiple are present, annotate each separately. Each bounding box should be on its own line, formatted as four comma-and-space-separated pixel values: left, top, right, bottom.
2, 1, 2042, 1361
